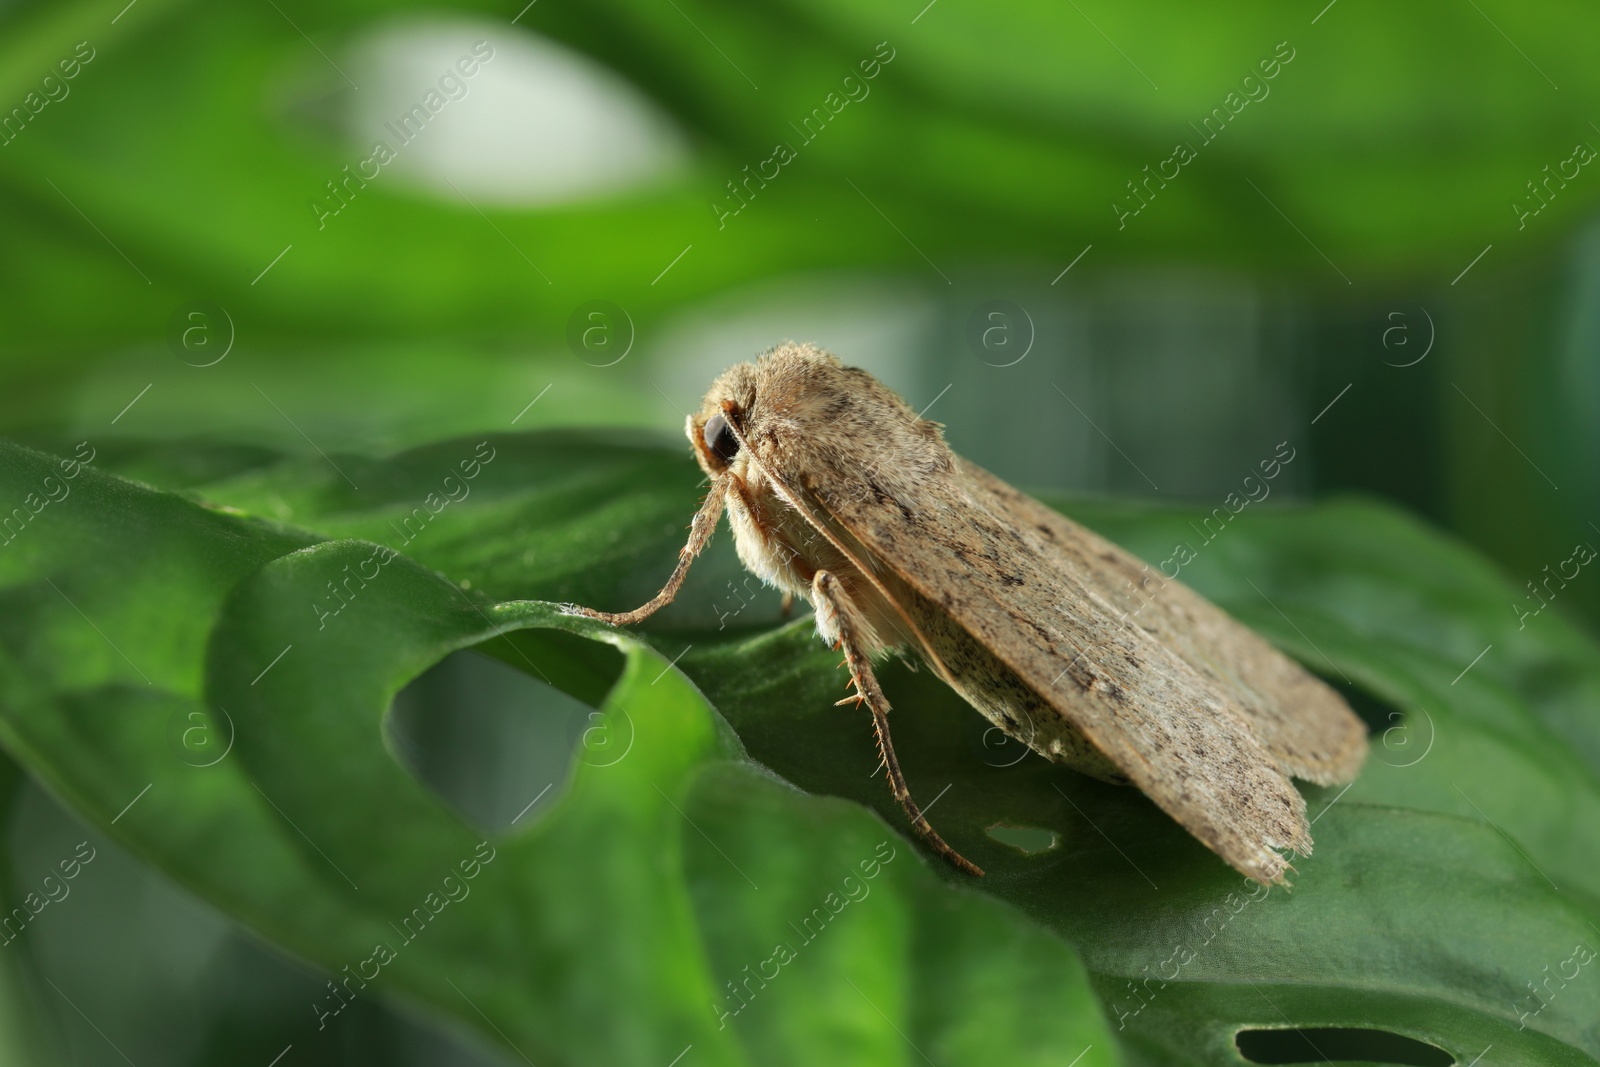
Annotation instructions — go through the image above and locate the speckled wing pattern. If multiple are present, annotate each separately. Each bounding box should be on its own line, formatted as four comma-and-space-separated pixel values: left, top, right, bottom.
798, 448, 1365, 885
961, 463, 1368, 787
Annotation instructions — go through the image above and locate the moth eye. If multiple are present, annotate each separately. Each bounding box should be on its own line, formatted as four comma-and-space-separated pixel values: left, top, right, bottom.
703, 412, 741, 464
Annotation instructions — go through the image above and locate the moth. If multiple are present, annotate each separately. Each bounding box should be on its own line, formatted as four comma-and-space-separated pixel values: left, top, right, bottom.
567, 343, 1367, 882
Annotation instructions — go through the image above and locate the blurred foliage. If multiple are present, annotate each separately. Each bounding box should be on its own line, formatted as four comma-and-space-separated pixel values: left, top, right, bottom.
1, 0, 1599, 359
2, 434, 1598, 1064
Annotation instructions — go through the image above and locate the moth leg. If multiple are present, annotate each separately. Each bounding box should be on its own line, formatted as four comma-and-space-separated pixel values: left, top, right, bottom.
780, 591, 795, 619
564, 482, 724, 626
812, 570, 985, 878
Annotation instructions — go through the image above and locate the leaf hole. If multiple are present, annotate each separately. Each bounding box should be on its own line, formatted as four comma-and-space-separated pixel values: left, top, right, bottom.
984, 823, 1059, 854
386, 629, 624, 836
1235, 1027, 1454, 1066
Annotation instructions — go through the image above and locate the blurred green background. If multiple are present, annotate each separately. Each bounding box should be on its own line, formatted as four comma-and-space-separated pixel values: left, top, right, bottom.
2, 0, 1599, 1062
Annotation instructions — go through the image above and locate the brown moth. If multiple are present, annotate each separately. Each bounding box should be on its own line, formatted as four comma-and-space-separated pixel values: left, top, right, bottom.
566, 342, 1367, 883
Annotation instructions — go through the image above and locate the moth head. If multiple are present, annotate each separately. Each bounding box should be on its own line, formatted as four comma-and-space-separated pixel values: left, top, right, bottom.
688, 360, 763, 480
688, 400, 745, 478
686, 343, 945, 486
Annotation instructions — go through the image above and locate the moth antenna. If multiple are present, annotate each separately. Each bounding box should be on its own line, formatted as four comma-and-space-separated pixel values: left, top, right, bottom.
564, 479, 725, 626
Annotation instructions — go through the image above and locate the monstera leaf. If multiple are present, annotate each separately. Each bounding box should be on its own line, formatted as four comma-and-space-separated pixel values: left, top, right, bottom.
1, 431, 1598, 1066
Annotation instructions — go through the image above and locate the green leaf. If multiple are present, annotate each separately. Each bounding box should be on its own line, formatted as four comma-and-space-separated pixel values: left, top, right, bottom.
0, 437, 1116, 1065
684, 495, 1600, 1061
4, 431, 1599, 1064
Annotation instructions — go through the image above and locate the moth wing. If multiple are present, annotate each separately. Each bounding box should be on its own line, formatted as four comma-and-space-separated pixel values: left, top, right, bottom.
800, 457, 1323, 885
960, 462, 1368, 786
